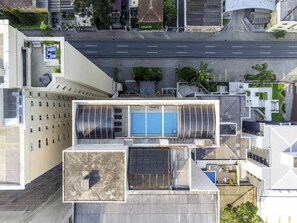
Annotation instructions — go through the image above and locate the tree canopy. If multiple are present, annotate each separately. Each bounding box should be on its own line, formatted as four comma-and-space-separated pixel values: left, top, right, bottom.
133, 67, 162, 82
272, 30, 286, 39
244, 63, 276, 82
221, 202, 264, 223
164, 0, 177, 26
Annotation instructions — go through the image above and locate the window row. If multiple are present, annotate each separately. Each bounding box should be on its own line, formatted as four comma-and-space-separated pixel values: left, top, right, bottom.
30, 113, 71, 121
30, 100, 71, 108
30, 132, 71, 151
30, 122, 71, 132
29, 91, 73, 101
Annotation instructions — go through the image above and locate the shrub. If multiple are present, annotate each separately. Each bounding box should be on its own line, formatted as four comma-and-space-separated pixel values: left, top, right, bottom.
56, 47, 61, 60
43, 40, 55, 45
52, 66, 60, 73
246, 91, 250, 96
139, 22, 163, 30
177, 66, 196, 82
272, 30, 286, 39
133, 67, 162, 81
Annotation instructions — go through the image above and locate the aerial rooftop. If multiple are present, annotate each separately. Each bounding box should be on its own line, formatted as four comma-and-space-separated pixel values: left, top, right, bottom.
63, 145, 126, 202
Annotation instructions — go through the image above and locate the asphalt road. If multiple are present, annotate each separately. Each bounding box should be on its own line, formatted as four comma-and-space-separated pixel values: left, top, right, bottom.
69, 40, 297, 58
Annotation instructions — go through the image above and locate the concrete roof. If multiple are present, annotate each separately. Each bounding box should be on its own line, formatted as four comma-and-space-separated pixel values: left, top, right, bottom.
281, 0, 297, 21
186, 0, 222, 26
225, 0, 276, 12
63, 145, 126, 202
0, 0, 32, 8
191, 160, 219, 191
265, 125, 297, 190
75, 191, 219, 223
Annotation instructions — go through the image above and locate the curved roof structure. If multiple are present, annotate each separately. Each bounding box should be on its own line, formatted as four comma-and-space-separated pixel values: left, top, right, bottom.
225, 0, 276, 12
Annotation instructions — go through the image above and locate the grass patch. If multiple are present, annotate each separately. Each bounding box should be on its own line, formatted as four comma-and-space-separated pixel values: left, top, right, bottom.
272, 113, 285, 122
139, 22, 163, 30
272, 83, 285, 100
248, 83, 272, 88
4, 12, 48, 29
246, 91, 250, 97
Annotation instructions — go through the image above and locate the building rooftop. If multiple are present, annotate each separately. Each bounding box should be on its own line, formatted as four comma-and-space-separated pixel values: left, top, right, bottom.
0, 0, 32, 8
75, 191, 219, 223
186, 0, 222, 26
63, 145, 126, 202
281, 0, 297, 22
74, 99, 220, 146
138, 0, 163, 23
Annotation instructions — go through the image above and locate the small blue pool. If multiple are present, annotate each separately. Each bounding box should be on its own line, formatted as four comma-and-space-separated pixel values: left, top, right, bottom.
204, 171, 216, 183
131, 112, 177, 135
45, 45, 57, 59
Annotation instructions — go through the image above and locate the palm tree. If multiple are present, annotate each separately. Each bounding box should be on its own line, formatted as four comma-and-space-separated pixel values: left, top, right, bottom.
244, 63, 276, 81
190, 61, 213, 87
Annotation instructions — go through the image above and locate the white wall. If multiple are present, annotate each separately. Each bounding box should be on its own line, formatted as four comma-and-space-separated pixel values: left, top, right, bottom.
64, 42, 115, 95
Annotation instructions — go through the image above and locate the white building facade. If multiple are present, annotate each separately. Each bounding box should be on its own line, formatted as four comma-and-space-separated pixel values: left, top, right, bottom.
0, 20, 116, 190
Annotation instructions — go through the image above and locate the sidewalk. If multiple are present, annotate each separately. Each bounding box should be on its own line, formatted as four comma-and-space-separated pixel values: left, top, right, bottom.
20, 28, 297, 42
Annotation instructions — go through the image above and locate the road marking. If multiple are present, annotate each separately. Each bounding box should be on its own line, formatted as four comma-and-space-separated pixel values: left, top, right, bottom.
147, 45, 158, 48
205, 52, 215, 54
176, 45, 188, 48
176, 51, 188, 54
288, 52, 297, 54
116, 51, 128, 54
232, 46, 243, 48
116, 45, 128, 47
288, 46, 297, 48
232, 52, 242, 54
85, 51, 97, 53
146, 51, 158, 54
205, 45, 215, 48
260, 52, 271, 54
85, 45, 98, 47
260, 46, 271, 48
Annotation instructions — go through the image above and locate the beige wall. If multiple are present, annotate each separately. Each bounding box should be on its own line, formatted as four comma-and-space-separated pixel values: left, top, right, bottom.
0, 126, 21, 187
24, 90, 72, 184
64, 42, 115, 95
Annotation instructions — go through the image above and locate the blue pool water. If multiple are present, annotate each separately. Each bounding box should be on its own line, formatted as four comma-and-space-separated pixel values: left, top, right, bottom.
45, 45, 57, 59
204, 171, 216, 183
131, 112, 177, 135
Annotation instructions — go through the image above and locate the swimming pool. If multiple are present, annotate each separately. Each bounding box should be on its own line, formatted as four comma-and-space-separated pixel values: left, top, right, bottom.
204, 171, 216, 183
131, 112, 177, 135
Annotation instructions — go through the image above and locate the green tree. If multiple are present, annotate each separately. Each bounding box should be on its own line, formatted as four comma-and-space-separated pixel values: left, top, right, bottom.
221, 202, 264, 223
133, 67, 162, 81
177, 66, 197, 82
164, 0, 177, 26
272, 30, 286, 39
244, 63, 276, 82
74, 0, 112, 29
190, 61, 213, 87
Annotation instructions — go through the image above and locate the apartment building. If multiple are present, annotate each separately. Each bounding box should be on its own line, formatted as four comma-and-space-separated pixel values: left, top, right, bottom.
63, 99, 221, 223
242, 121, 297, 223
225, 0, 276, 12
267, 0, 297, 32
0, 20, 116, 190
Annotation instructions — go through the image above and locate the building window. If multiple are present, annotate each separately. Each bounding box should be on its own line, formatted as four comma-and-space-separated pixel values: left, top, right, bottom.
59, 103, 61, 107
46, 138, 49, 146
64, 103, 66, 107
38, 93, 41, 98
29, 91, 33, 97
46, 102, 49, 107
39, 101, 42, 107
68, 112, 70, 118
30, 127, 33, 133
62, 86, 66, 90
45, 94, 48, 98
64, 113, 66, 118
39, 115, 42, 121
53, 114, 55, 119
46, 125, 49, 130
58, 134, 61, 142
52, 137, 55, 144
59, 113, 61, 118
52, 124, 55, 129
58, 123, 61, 128
31, 101, 34, 107
56, 85, 60, 89
46, 114, 49, 120
63, 123, 65, 127
38, 126, 41, 131
31, 115, 34, 121
68, 132, 70, 138
38, 140, 41, 148
30, 142, 33, 151
53, 102, 55, 107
